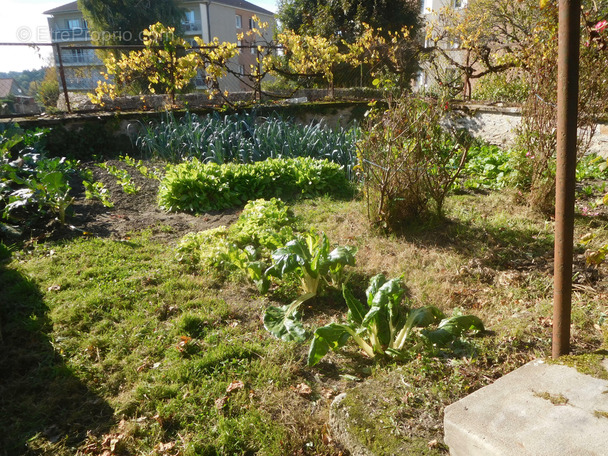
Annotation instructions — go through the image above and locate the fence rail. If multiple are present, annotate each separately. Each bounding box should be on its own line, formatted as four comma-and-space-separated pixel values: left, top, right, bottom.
0, 41, 377, 115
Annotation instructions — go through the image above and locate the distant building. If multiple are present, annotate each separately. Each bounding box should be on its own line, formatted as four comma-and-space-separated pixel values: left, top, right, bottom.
416, 0, 468, 92
44, 0, 275, 93
0, 79, 40, 116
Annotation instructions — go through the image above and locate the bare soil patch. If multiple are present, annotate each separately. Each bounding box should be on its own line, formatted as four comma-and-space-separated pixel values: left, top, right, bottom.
70, 160, 239, 240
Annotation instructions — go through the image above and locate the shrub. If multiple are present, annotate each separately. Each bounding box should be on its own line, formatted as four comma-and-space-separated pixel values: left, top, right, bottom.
358, 98, 471, 230
472, 71, 529, 104
158, 157, 351, 213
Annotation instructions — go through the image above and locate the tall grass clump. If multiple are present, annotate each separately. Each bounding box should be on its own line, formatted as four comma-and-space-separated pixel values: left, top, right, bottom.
133, 111, 359, 178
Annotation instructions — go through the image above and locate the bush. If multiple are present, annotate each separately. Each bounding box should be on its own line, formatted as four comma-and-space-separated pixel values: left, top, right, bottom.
158, 157, 352, 213
472, 72, 529, 104
358, 98, 471, 230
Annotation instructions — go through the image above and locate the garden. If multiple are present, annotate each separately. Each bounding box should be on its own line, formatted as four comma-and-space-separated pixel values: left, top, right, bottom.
1, 96, 608, 456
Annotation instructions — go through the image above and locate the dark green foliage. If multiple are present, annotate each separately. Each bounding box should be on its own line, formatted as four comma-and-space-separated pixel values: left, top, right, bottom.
45, 122, 134, 161
77, 0, 184, 45
278, 0, 421, 43
263, 230, 356, 341
307, 274, 485, 365
158, 157, 352, 213
0, 126, 76, 226
459, 140, 516, 190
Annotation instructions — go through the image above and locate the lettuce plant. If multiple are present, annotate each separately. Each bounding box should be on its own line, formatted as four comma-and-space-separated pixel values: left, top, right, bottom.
307, 274, 484, 366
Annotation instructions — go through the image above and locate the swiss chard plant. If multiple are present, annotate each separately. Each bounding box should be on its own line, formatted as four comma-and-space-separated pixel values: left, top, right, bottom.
263, 231, 356, 342
307, 274, 484, 366
2, 150, 76, 225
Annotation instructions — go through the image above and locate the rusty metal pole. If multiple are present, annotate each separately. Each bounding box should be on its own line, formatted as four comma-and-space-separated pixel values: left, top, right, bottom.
553, 0, 581, 358
54, 43, 72, 113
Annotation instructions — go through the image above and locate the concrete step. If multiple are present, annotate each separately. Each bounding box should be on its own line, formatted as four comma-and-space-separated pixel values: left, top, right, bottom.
444, 359, 608, 456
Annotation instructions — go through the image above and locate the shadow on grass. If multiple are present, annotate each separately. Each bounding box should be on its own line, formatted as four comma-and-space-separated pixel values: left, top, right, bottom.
400, 215, 554, 272
0, 264, 113, 455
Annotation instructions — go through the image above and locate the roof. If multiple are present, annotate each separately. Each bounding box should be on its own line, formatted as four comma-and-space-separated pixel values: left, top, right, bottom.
45, 0, 274, 16
44, 1, 79, 15
0, 79, 24, 98
206, 0, 274, 15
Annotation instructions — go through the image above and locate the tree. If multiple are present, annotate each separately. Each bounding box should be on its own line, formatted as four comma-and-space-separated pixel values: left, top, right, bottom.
278, 0, 421, 43
90, 23, 238, 105
33, 67, 60, 109
429, 0, 608, 212
277, 0, 422, 88
77, 0, 185, 45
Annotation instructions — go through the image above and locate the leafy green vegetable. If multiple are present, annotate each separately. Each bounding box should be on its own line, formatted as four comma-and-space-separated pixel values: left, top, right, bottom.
263, 293, 316, 342
268, 231, 357, 296
97, 162, 140, 194
263, 231, 356, 342
158, 157, 352, 213
134, 111, 359, 178
308, 275, 484, 366
1, 139, 76, 226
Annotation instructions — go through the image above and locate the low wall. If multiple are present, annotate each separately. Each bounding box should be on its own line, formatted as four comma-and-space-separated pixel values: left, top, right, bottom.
3, 101, 608, 160
452, 104, 608, 158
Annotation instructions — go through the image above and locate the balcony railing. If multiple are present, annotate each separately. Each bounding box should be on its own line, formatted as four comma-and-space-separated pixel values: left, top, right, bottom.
52, 28, 90, 42
59, 53, 100, 65
65, 77, 98, 90
182, 21, 202, 32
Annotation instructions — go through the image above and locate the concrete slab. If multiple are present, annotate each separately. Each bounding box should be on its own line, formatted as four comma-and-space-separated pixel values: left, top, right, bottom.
444, 359, 608, 456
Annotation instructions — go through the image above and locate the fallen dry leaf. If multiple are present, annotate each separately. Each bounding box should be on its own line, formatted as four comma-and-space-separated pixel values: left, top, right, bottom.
176, 336, 192, 352
156, 441, 176, 453
47, 284, 61, 292
226, 380, 245, 394
215, 396, 227, 410
292, 383, 312, 397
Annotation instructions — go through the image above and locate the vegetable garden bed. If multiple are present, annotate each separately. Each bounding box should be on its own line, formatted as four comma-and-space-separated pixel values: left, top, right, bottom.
1, 117, 607, 455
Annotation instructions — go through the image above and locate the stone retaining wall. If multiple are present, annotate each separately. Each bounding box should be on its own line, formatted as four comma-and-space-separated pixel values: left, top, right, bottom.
4, 101, 608, 159
451, 104, 608, 158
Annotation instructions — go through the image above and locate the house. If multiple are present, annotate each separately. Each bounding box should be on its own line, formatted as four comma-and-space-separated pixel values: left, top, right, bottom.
415, 0, 469, 93
0, 79, 40, 116
43, 0, 275, 93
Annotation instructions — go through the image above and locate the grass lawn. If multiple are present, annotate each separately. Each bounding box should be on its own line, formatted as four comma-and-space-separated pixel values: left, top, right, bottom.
1, 189, 607, 455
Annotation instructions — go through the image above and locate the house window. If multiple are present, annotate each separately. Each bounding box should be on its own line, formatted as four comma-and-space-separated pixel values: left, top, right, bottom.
237, 40, 242, 47
248, 18, 256, 30
183, 10, 195, 30
67, 19, 82, 30
238, 64, 245, 75
250, 44, 257, 54
453, 0, 466, 8
236, 15, 242, 28
421, 0, 434, 13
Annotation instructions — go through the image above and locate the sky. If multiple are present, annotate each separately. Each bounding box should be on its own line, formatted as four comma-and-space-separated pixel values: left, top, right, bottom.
0, 0, 278, 74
